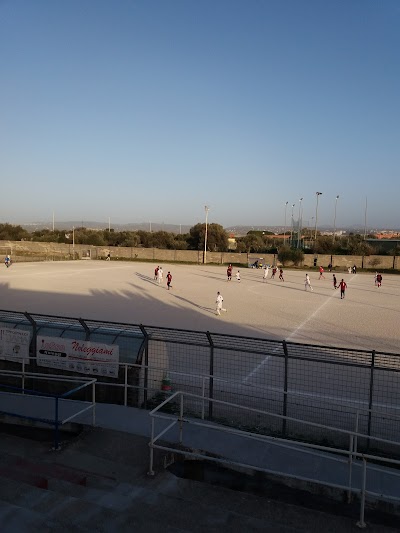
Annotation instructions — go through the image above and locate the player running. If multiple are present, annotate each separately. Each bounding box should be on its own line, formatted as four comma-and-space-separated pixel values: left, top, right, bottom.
305, 274, 313, 291
376, 273, 382, 288
333, 274, 337, 289
263, 265, 269, 282
279, 268, 284, 282
318, 266, 325, 280
4, 255, 11, 268
215, 292, 227, 316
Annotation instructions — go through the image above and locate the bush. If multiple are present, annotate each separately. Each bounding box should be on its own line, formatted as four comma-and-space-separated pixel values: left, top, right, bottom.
277, 246, 304, 266
291, 249, 304, 266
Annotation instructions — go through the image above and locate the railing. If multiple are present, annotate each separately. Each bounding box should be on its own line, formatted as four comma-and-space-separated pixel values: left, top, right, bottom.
7, 356, 400, 456
0, 370, 96, 450
1, 309, 400, 450
148, 391, 400, 528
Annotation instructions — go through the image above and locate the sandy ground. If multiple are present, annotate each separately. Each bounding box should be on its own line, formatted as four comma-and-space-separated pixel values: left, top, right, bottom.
1, 259, 399, 353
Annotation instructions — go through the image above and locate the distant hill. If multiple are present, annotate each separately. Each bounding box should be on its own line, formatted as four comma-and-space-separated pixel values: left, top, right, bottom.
17, 221, 400, 235
20, 221, 193, 234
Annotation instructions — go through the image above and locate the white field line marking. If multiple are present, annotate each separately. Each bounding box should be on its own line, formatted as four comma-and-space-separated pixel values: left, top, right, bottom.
243, 275, 355, 384
286, 274, 355, 342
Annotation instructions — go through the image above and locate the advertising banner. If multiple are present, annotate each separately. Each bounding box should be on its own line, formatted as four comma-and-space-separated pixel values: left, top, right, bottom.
0, 327, 30, 363
37, 336, 119, 378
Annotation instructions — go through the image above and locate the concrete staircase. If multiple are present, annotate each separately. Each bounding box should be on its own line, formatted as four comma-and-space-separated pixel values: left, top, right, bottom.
0, 428, 397, 533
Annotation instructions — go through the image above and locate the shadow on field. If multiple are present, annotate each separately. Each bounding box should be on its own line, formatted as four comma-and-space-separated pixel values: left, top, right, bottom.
1, 266, 400, 351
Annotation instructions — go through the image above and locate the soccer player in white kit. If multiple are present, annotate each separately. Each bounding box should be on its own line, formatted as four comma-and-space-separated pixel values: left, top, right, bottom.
263, 266, 269, 282
305, 273, 313, 291
215, 292, 227, 315
157, 267, 163, 284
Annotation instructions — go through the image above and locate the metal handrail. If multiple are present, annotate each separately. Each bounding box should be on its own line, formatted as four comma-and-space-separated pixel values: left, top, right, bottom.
148, 390, 400, 528
0, 370, 96, 449
14, 356, 400, 419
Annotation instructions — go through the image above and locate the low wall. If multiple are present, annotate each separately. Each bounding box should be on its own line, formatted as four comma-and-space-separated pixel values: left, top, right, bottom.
0, 240, 398, 270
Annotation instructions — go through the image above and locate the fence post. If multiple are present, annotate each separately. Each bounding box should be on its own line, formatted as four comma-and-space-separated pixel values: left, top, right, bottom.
201, 376, 205, 420
179, 393, 184, 444
24, 312, 37, 369
367, 350, 375, 450
354, 410, 359, 460
139, 325, 149, 409
54, 396, 60, 451
356, 458, 367, 529
148, 417, 155, 476
124, 364, 128, 406
347, 434, 354, 504
92, 380, 96, 426
282, 340, 289, 437
22, 358, 25, 394
79, 318, 90, 341
206, 332, 214, 420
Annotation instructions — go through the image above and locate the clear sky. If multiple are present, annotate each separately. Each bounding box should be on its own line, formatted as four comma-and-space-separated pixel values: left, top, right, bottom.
1, 0, 399, 229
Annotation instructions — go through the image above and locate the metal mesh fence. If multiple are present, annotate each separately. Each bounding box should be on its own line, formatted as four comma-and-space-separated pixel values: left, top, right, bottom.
1, 310, 400, 454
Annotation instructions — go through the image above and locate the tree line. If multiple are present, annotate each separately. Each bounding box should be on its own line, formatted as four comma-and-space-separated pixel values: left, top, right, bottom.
0, 223, 398, 256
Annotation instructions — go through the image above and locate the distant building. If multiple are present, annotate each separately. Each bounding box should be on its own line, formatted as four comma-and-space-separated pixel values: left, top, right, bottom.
321, 230, 346, 236
374, 232, 400, 239
227, 236, 237, 250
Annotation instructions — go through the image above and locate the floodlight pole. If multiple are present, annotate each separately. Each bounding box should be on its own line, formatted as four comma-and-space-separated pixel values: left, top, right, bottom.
204, 206, 210, 264
314, 192, 322, 245
284, 201, 288, 244
297, 198, 303, 249
290, 204, 295, 246
333, 195, 339, 243
72, 226, 75, 260
363, 197, 368, 240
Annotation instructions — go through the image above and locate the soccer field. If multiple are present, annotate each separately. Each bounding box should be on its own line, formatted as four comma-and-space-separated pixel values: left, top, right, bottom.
1, 259, 399, 353
2, 259, 400, 446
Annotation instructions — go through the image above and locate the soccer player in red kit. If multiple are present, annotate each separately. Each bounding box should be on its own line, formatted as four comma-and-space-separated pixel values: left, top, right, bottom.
166, 271, 172, 290
338, 279, 347, 299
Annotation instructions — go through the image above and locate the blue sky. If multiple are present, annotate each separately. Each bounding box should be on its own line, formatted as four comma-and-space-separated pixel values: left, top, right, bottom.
1, 0, 399, 229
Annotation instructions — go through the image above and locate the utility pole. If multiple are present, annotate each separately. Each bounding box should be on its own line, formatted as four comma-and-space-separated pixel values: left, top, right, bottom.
283, 201, 288, 245
297, 198, 303, 249
204, 205, 210, 264
314, 192, 323, 245
333, 195, 339, 243
363, 197, 368, 240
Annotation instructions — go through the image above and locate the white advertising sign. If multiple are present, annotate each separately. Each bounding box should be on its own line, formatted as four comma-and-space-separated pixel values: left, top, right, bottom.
37, 336, 119, 378
0, 327, 30, 363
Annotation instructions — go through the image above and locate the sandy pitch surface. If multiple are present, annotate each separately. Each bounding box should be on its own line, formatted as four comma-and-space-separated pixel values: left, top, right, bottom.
1, 260, 399, 353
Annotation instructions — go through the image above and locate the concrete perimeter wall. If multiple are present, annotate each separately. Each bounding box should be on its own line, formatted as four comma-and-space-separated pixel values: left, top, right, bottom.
0, 240, 398, 270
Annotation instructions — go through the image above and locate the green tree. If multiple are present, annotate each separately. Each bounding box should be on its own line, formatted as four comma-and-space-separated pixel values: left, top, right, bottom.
0, 224, 30, 241
346, 235, 373, 256
188, 223, 228, 252
277, 246, 292, 266
277, 246, 304, 266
